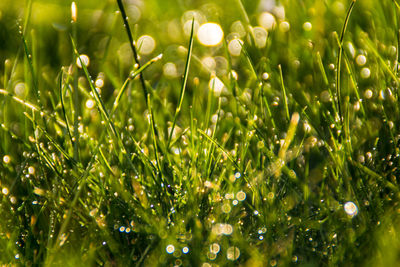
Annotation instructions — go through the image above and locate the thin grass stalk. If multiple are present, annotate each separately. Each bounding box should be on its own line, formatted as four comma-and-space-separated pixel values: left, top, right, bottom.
167, 19, 195, 149
336, 0, 356, 126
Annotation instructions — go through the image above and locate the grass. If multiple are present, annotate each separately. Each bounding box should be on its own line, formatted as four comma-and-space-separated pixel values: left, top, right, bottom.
1, 0, 400, 266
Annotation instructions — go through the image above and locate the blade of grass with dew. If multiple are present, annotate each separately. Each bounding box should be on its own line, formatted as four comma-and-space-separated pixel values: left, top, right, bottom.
146, 93, 162, 178
71, 37, 124, 153
116, 0, 164, 182
47, 145, 100, 264
253, 126, 298, 181
361, 33, 400, 84
316, 51, 329, 86
0, 89, 67, 128
240, 43, 259, 82
197, 128, 256, 190
116, 0, 148, 103
206, 98, 221, 178
234, 0, 256, 45
167, 18, 194, 149
278, 64, 290, 121
336, 0, 357, 126
276, 112, 299, 177
58, 68, 74, 145
112, 53, 163, 115
19, 23, 41, 108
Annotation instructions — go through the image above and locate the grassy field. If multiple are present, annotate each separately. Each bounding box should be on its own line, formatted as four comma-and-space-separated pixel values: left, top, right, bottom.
1, 0, 400, 265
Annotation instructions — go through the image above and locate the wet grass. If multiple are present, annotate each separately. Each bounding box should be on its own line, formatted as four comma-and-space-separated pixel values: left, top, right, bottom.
1, 0, 400, 266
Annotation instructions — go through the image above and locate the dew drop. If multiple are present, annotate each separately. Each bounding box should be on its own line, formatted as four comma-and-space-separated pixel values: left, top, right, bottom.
166, 244, 175, 254
344, 201, 358, 217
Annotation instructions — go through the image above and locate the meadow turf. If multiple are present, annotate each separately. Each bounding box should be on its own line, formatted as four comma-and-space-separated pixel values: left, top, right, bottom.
1, 0, 400, 265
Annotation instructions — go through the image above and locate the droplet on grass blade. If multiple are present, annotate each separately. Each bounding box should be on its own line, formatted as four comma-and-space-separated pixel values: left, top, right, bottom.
360, 67, 370, 79
228, 39, 243, 56
226, 246, 240, 261
3, 155, 10, 164
236, 191, 246, 201
344, 201, 358, 217
2, 187, 9, 195
364, 89, 373, 99
76, 54, 90, 68
208, 76, 225, 97
210, 243, 220, 254
258, 12, 276, 30
356, 54, 367, 66
71, 2, 77, 22
86, 99, 95, 109
253, 27, 268, 48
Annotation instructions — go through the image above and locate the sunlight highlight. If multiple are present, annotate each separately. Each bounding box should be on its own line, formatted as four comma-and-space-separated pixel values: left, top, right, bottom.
197, 23, 224, 46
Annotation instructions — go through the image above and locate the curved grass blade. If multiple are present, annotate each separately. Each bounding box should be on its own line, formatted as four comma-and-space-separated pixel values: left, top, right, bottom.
0, 89, 66, 128
58, 69, 74, 145
112, 53, 163, 115
71, 37, 122, 150
278, 64, 290, 121
167, 19, 195, 149
336, 0, 356, 125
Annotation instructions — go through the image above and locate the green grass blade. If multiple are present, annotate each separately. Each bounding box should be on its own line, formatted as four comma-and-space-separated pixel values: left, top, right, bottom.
167, 19, 195, 149
336, 0, 357, 125
278, 64, 290, 121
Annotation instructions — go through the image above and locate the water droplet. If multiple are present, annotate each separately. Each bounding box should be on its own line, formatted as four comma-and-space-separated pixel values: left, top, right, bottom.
279, 21, 290, 32
364, 89, 373, 99
228, 39, 243, 56
28, 166, 35, 175
236, 191, 246, 201
262, 72, 270, 80
2, 188, 9, 195
253, 27, 268, 48
86, 99, 95, 109
76, 54, 90, 68
137, 35, 156, 55
226, 246, 240, 261
344, 201, 358, 217
303, 22, 312, 31
208, 76, 225, 97
360, 67, 370, 79
258, 12, 276, 30
182, 246, 189, 254
197, 23, 224, 46
3, 155, 11, 164
166, 244, 175, 254
95, 78, 104, 88
210, 243, 220, 254
356, 54, 367, 66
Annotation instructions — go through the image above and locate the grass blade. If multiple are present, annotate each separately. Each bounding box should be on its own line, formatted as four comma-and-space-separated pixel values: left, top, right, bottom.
336, 0, 357, 125
167, 19, 195, 149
